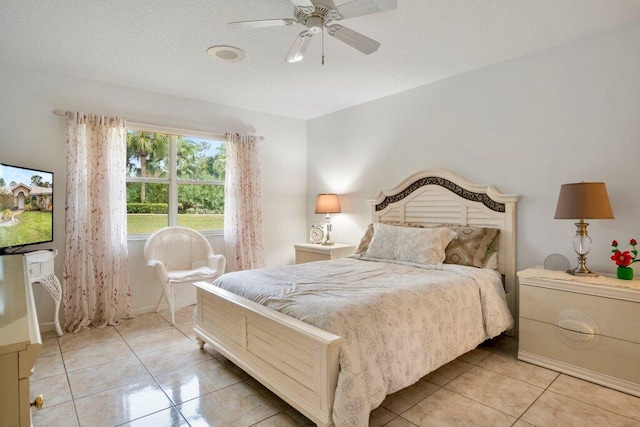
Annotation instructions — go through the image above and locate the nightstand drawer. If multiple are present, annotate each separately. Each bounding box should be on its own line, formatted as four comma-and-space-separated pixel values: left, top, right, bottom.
520, 283, 640, 344
519, 318, 640, 386
294, 243, 355, 264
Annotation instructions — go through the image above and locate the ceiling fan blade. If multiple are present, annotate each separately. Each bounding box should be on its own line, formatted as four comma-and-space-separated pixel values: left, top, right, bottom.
286, 31, 314, 63
228, 18, 297, 29
336, 0, 397, 19
327, 25, 380, 55
289, 0, 315, 8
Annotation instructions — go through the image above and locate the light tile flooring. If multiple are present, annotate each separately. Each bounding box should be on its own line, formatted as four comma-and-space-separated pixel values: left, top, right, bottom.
32, 306, 640, 427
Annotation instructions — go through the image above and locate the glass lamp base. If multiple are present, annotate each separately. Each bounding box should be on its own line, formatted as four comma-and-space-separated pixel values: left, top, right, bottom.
568, 251, 598, 277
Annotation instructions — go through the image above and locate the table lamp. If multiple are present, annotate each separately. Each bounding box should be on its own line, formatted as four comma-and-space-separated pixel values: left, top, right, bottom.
315, 193, 341, 245
554, 182, 614, 277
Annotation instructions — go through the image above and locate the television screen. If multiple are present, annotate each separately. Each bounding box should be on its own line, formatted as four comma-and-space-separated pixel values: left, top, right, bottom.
0, 163, 54, 253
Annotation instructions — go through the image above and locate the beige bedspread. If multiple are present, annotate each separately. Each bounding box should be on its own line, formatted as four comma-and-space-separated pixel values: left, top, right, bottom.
213, 257, 513, 426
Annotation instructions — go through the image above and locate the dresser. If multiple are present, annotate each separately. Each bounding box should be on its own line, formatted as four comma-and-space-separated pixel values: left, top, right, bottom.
294, 243, 356, 264
0, 255, 43, 426
517, 269, 640, 397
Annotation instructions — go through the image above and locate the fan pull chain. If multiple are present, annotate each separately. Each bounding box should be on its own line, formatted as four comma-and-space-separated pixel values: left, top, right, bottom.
322, 25, 325, 65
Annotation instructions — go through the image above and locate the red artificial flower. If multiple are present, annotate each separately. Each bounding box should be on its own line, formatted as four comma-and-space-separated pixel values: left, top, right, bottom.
631, 239, 638, 246
611, 250, 633, 267
612, 240, 618, 247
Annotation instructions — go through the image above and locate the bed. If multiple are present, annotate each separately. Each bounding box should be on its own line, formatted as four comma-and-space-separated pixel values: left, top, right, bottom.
193, 169, 519, 426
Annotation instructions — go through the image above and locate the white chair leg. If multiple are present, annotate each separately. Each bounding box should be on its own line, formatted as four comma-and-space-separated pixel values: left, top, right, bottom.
167, 286, 176, 325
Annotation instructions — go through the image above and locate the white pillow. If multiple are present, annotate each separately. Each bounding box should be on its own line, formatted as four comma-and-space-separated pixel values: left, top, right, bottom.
366, 223, 458, 265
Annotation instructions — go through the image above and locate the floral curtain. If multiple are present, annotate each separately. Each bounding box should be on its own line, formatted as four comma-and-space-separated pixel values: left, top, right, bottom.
224, 133, 265, 271
63, 112, 132, 332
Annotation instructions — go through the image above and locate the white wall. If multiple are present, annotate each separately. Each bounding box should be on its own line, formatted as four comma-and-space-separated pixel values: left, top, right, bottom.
307, 22, 640, 277
0, 65, 307, 327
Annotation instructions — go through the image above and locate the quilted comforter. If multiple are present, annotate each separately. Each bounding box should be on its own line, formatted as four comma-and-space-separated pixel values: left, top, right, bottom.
213, 257, 513, 426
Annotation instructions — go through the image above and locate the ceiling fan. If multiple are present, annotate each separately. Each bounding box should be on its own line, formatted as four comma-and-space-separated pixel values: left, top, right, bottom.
229, 0, 397, 63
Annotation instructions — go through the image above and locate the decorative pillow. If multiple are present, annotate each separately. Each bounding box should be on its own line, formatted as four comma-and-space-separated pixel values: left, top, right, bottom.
355, 223, 375, 254
482, 232, 500, 267
366, 223, 457, 265
444, 226, 500, 268
355, 222, 442, 254
356, 221, 448, 255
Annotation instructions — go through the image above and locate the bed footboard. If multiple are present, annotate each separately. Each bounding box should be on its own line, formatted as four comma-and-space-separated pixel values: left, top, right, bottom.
194, 281, 343, 427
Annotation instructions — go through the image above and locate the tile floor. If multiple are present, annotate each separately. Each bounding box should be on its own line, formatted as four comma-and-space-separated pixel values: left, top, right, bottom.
32, 306, 640, 426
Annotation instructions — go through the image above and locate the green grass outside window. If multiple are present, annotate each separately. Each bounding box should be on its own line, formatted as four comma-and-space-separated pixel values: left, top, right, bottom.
127, 214, 223, 235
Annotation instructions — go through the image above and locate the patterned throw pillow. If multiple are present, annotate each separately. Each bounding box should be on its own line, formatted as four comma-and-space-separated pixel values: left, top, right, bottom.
482, 233, 500, 268
365, 223, 457, 265
444, 226, 500, 268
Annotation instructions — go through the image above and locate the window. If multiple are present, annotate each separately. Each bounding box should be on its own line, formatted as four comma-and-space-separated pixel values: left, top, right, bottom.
125, 128, 225, 236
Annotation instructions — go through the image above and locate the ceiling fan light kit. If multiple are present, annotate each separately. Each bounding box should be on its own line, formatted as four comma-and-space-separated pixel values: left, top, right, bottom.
228, 0, 397, 64
286, 31, 313, 63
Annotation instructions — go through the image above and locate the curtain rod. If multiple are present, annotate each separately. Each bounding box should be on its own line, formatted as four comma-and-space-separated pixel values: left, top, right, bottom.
52, 110, 263, 141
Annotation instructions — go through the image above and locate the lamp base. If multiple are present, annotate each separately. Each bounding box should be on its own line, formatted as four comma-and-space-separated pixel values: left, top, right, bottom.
569, 232, 598, 277
567, 269, 599, 277
322, 240, 335, 246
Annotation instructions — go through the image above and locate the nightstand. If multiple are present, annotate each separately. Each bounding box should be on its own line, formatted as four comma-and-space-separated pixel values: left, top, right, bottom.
517, 269, 640, 397
294, 243, 356, 264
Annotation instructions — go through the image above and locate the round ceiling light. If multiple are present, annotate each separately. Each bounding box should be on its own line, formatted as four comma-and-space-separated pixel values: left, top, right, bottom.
206, 45, 245, 62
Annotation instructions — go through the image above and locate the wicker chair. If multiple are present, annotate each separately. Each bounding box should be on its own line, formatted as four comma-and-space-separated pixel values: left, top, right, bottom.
144, 226, 225, 325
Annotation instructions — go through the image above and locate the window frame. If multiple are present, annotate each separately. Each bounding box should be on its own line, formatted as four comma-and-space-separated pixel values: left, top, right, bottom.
126, 123, 226, 238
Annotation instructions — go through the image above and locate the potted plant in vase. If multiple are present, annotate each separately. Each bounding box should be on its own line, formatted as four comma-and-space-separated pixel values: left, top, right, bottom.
611, 239, 638, 280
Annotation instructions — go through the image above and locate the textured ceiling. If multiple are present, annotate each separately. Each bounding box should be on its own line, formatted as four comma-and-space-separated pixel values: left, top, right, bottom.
1, 0, 640, 120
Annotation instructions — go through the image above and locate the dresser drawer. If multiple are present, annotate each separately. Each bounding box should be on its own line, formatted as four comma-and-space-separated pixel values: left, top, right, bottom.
520, 283, 640, 344
520, 317, 640, 386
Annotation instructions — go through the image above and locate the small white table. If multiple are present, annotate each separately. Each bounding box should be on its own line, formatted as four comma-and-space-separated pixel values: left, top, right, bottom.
24, 250, 63, 336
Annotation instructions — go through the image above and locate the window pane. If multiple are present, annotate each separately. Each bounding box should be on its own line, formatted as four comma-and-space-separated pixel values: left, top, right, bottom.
126, 182, 168, 234
125, 128, 225, 236
177, 184, 224, 231
178, 137, 225, 181
126, 130, 169, 178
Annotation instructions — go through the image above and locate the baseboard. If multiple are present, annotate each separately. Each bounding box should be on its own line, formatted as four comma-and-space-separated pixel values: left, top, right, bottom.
39, 323, 54, 333
132, 303, 169, 316
38, 304, 171, 332
518, 350, 640, 397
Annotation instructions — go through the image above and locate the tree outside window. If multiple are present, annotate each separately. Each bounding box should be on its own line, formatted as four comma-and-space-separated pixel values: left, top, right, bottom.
125, 129, 225, 235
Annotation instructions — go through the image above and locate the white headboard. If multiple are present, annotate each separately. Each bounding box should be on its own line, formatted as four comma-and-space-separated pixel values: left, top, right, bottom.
369, 169, 519, 318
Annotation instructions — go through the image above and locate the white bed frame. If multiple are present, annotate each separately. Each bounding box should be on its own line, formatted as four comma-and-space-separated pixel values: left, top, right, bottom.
194, 169, 519, 427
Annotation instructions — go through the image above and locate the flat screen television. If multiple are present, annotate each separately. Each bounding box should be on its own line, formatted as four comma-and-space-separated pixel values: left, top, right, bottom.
0, 163, 54, 254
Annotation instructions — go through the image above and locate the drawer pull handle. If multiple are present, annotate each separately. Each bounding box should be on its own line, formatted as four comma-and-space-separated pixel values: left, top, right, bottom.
31, 395, 44, 410
556, 319, 595, 336
554, 310, 600, 349
555, 325, 594, 342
